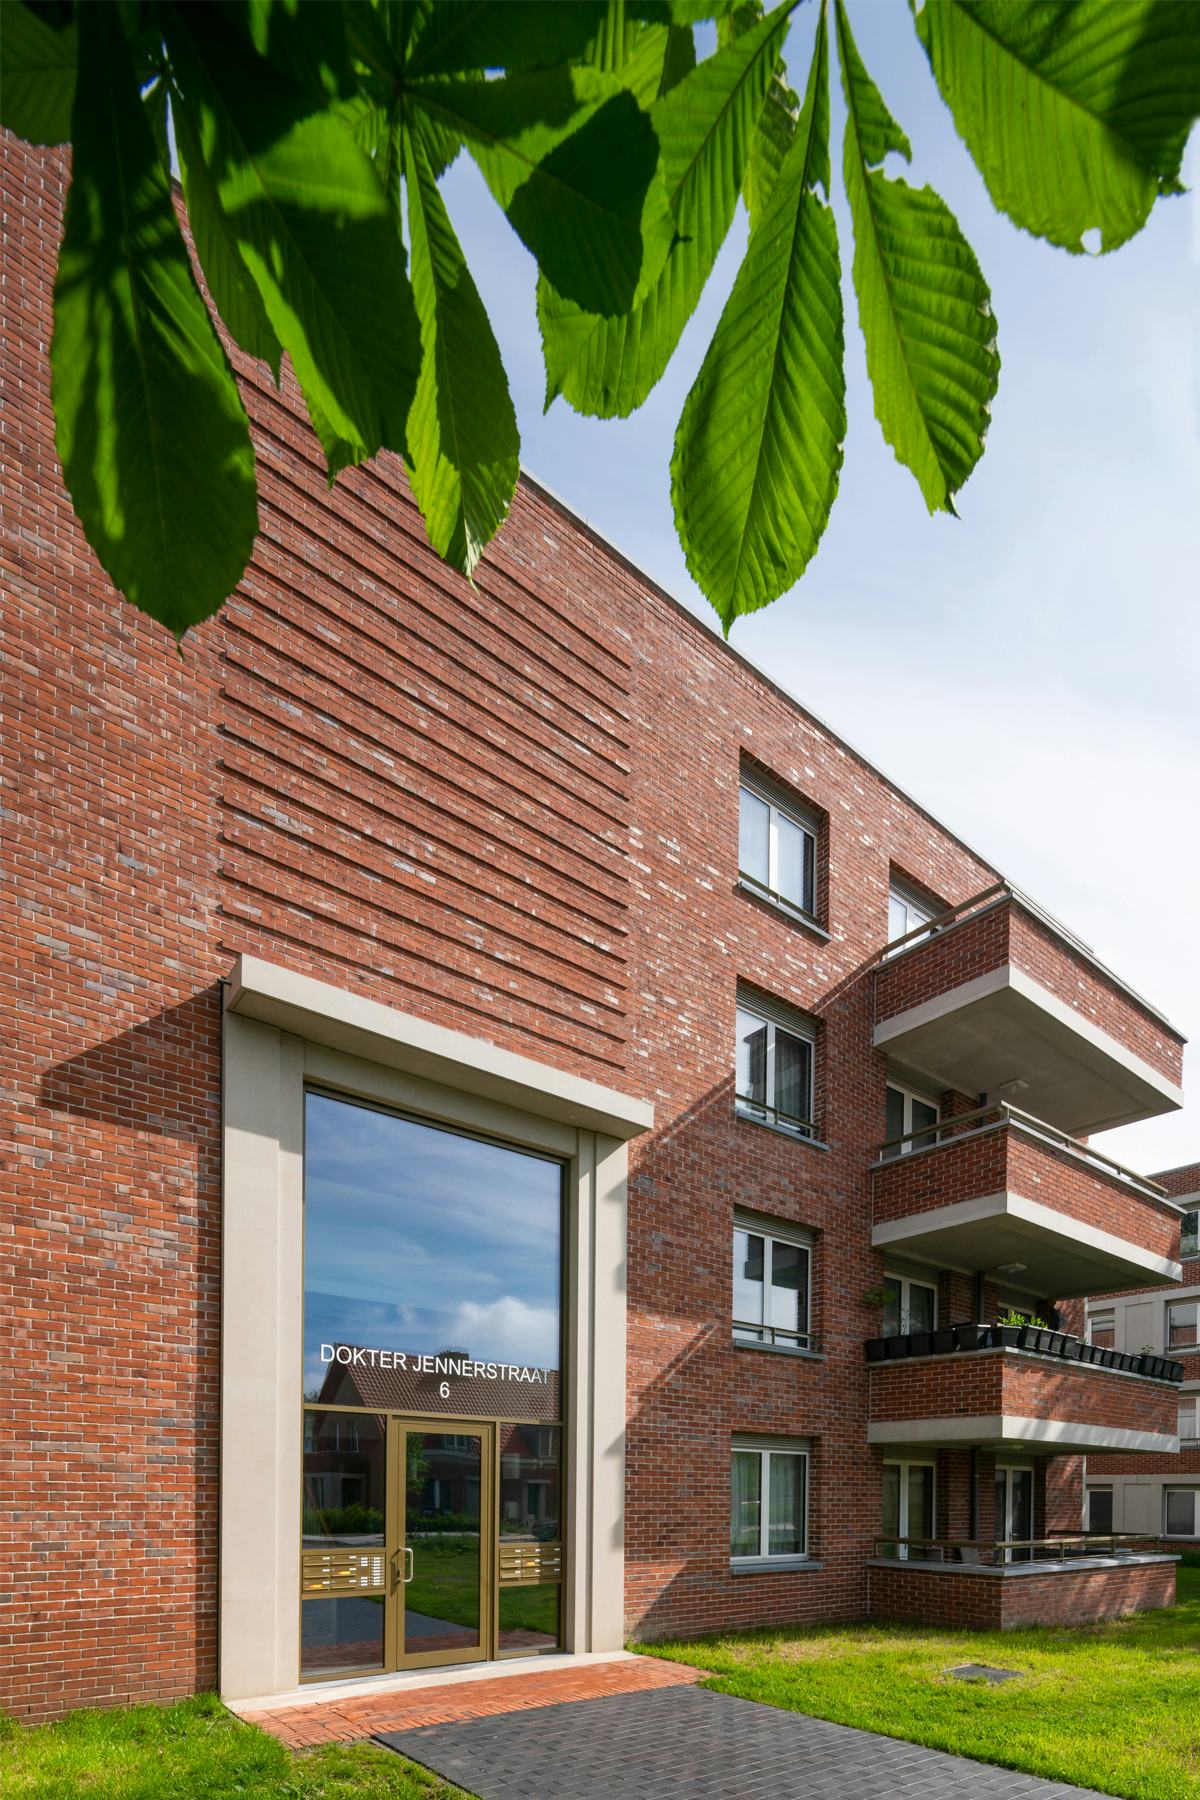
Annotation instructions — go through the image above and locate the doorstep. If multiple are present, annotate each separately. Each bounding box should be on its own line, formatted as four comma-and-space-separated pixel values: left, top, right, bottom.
235, 1652, 706, 1748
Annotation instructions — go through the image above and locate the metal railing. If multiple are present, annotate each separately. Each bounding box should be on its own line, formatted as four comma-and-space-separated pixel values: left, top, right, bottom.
872, 1100, 1171, 1203
735, 1093, 817, 1140
874, 1533, 1167, 1566
734, 1322, 817, 1352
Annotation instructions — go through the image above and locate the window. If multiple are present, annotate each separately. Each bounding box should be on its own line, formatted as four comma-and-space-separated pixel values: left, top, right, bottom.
730, 1438, 809, 1562
733, 1218, 812, 1349
887, 881, 939, 950
1088, 1311, 1116, 1350
882, 1084, 941, 1159
739, 779, 817, 919
882, 1272, 937, 1336
1164, 1489, 1198, 1538
1182, 1211, 1199, 1259
1179, 1395, 1199, 1445
881, 1460, 935, 1559
735, 995, 815, 1138
1086, 1487, 1114, 1533
1167, 1300, 1199, 1351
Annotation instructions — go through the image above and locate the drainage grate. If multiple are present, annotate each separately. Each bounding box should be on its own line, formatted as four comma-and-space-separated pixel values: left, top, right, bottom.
949, 1663, 1023, 1683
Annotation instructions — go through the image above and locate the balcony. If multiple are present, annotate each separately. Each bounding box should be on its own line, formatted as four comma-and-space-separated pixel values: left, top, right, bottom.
874, 885, 1184, 1134
866, 1326, 1181, 1456
866, 1535, 1178, 1629
870, 1104, 1184, 1294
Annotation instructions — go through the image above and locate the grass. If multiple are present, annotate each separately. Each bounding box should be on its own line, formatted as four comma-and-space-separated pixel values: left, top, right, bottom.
0, 1693, 474, 1800
640, 1565, 1200, 1800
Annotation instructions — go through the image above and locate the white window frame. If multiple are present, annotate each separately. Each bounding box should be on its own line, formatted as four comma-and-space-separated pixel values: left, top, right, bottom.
1163, 1488, 1198, 1539
882, 1270, 938, 1336
1179, 1391, 1199, 1446
886, 881, 940, 954
995, 1463, 1036, 1562
732, 1215, 813, 1350
1088, 1310, 1116, 1349
1085, 1486, 1114, 1533
735, 995, 816, 1140
738, 778, 819, 922
882, 1457, 936, 1560
1166, 1298, 1200, 1352
1182, 1210, 1199, 1260
882, 1082, 941, 1159
730, 1435, 810, 1565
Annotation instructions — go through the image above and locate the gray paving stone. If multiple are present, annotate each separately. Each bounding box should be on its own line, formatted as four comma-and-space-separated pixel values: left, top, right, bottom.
375, 1684, 1110, 1800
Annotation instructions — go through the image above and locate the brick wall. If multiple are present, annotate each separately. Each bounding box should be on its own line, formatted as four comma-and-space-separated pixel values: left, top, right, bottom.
869, 1350, 1178, 1439
868, 1558, 1175, 1630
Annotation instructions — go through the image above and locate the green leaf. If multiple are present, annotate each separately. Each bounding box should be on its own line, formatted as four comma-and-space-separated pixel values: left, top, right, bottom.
837, 0, 998, 516
538, 1, 791, 418
407, 1, 608, 75
402, 121, 519, 575
52, 3, 257, 637
914, 0, 1200, 254
0, 2, 77, 145
744, 60, 799, 228
671, 1, 845, 630
164, 5, 421, 478
414, 67, 674, 316
172, 80, 283, 378
585, 6, 674, 107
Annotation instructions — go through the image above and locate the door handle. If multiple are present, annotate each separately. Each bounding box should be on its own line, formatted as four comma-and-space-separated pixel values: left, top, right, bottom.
403, 1546, 414, 1584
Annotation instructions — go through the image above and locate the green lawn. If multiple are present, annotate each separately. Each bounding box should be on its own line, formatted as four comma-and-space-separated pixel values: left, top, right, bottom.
640, 1565, 1200, 1800
0, 1693, 474, 1800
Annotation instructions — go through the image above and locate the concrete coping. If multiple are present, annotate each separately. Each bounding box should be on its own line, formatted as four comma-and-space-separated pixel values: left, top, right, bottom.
225, 953, 654, 1140
865, 1553, 1180, 1579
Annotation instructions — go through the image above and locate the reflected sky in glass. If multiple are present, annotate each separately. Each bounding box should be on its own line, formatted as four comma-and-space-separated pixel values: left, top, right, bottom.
303, 1093, 562, 1397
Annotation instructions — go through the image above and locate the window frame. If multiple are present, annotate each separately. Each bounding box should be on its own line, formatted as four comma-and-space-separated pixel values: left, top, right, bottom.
1163, 1488, 1198, 1539
1166, 1298, 1200, 1352
882, 1082, 942, 1159
881, 1456, 936, 1560
1088, 1310, 1116, 1350
730, 1435, 810, 1566
886, 880, 940, 954
1182, 1210, 1199, 1260
735, 996, 817, 1140
882, 1270, 938, 1336
1179, 1392, 1199, 1446
738, 778, 819, 924
732, 1215, 814, 1351
1085, 1486, 1114, 1533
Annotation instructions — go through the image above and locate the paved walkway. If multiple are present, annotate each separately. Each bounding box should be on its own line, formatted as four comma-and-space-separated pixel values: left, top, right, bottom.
242, 1656, 703, 1749
379, 1684, 1110, 1800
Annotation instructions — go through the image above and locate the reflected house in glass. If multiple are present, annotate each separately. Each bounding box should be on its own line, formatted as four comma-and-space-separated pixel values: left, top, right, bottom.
1, 127, 1192, 1721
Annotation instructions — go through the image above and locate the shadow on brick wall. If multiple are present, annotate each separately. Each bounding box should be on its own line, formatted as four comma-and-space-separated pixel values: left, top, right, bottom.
38, 983, 223, 1145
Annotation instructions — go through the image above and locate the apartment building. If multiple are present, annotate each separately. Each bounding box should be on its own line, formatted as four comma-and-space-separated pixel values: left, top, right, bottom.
1, 132, 1191, 1723
1078, 1165, 1199, 1545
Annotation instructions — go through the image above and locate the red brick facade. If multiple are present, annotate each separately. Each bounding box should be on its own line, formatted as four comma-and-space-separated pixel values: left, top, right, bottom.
869, 1350, 1178, 1438
0, 133, 1187, 1719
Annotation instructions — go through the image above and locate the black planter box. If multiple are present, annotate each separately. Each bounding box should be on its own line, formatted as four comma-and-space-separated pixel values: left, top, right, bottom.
994, 1325, 1022, 1349
865, 1338, 888, 1363
884, 1335, 911, 1359
908, 1331, 934, 1357
931, 1327, 958, 1354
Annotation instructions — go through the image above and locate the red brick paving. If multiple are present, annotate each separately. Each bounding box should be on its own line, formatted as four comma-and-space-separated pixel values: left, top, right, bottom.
241, 1656, 706, 1748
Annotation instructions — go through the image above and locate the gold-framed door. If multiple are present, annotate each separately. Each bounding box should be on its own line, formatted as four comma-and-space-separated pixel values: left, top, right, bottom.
389, 1416, 494, 1670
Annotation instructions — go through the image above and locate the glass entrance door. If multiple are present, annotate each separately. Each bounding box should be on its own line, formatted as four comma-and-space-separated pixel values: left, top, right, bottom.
394, 1419, 493, 1669
995, 1466, 1034, 1563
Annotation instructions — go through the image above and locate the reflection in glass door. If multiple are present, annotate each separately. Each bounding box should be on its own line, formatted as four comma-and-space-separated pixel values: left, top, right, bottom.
397, 1422, 491, 1668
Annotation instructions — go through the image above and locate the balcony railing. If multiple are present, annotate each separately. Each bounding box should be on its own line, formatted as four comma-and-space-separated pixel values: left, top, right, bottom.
874, 1533, 1169, 1566
735, 1093, 817, 1140
865, 1322, 1183, 1384
873, 1101, 1171, 1204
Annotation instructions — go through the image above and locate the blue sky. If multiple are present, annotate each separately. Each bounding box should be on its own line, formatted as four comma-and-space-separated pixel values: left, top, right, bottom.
438, 4, 1200, 1177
